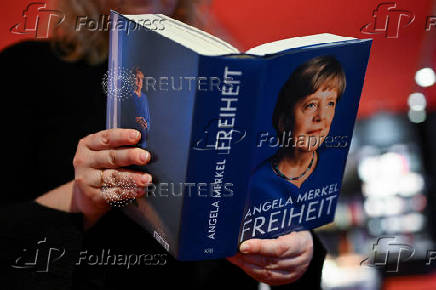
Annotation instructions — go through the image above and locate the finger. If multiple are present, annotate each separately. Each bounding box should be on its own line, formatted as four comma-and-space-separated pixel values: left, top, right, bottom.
237, 252, 307, 270
264, 255, 308, 271
239, 238, 291, 257
237, 263, 272, 282
73, 183, 109, 209
237, 253, 274, 267
84, 129, 141, 151
75, 168, 103, 188
240, 232, 305, 257
101, 169, 152, 188
243, 264, 297, 286
100, 185, 146, 204
227, 254, 301, 286
89, 147, 151, 168
226, 255, 241, 267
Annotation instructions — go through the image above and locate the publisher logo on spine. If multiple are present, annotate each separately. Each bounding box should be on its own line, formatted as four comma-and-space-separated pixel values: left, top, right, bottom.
153, 231, 170, 251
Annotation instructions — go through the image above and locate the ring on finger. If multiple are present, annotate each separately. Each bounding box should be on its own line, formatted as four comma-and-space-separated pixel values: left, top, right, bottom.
100, 169, 109, 189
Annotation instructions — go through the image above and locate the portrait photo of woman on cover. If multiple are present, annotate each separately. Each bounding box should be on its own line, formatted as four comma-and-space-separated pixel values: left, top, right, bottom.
243, 55, 347, 240
271, 55, 346, 188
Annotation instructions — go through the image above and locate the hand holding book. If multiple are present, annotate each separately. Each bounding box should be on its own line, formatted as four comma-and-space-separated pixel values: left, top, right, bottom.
228, 230, 313, 286
71, 129, 152, 228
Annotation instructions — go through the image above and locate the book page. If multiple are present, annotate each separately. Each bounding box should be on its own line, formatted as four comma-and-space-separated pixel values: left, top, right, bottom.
246, 33, 356, 55
121, 13, 356, 57
123, 13, 240, 55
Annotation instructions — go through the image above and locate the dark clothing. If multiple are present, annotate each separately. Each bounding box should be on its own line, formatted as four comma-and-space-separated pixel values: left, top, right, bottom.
0, 41, 326, 290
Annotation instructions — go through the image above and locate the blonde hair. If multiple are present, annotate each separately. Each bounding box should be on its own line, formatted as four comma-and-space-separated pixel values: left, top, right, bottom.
52, 0, 196, 65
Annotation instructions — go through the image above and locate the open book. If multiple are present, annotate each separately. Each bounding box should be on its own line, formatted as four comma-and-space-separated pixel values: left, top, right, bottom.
106, 11, 372, 260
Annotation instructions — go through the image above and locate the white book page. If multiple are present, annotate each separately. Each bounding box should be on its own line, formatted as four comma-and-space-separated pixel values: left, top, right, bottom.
121, 13, 356, 56
245, 33, 356, 55
123, 13, 240, 55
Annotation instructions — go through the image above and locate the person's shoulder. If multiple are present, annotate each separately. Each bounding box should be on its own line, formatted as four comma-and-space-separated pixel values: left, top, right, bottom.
1, 40, 52, 62
0, 40, 62, 79
1, 40, 51, 52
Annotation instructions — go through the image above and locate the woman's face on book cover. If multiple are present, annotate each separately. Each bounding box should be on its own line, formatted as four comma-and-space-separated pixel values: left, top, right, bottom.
135, 71, 144, 91
292, 87, 337, 151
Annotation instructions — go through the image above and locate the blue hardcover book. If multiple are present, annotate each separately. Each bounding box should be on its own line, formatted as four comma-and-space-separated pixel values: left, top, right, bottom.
106, 10, 372, 261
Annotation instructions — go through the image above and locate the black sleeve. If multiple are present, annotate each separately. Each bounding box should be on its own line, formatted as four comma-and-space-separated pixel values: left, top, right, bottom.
0, 40, 82, 287
271, 230, 327, 290
1, 41, 42, 203
0, 201, 84, 290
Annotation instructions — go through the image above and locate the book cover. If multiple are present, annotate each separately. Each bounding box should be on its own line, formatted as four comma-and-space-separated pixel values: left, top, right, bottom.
106, 11, 372, 261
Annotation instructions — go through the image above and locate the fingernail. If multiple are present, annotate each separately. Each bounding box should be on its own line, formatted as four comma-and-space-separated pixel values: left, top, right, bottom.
130, 130, 140, 140
135, 187, 145, 196
141, 174, 151, 184
140, 151, 149, 163
239, 243, 250, 253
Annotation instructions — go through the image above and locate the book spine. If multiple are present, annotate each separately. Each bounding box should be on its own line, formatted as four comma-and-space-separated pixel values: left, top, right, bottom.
106, 11, 123, 130
177, 55, 265, 260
